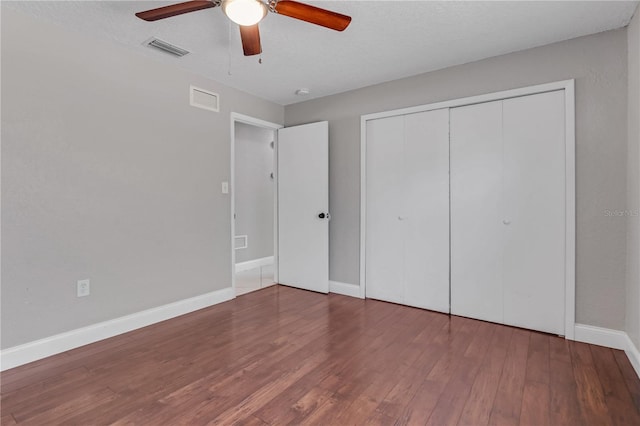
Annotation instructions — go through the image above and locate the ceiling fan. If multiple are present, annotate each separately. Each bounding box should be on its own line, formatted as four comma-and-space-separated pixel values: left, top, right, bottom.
135, 0, 352, 56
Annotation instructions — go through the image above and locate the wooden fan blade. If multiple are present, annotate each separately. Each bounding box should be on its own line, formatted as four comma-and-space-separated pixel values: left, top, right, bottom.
136, 0, 218, 22
274, 0, 351, 31
239, 24, 262, 56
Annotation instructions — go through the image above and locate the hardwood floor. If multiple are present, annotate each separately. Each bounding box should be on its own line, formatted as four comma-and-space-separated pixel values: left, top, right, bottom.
2, 285, 640, 425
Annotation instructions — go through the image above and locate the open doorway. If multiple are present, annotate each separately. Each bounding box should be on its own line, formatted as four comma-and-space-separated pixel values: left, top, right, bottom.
231, 114, 282, 296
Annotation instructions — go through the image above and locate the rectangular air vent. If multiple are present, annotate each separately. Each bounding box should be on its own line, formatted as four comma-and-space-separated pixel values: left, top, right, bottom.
146, 37, 189, 57
234, 235, 248, 250
190, 86, 220, 112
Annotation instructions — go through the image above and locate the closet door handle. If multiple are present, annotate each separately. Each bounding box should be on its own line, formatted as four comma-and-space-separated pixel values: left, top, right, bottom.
503, 219, 511, 225
398, 216, 407, 221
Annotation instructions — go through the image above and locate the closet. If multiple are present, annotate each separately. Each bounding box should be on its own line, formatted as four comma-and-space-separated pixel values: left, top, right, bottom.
363, 84, 571, 336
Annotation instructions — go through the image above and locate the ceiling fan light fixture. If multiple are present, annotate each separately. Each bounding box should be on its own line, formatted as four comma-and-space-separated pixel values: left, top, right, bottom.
222, 0, 267, 26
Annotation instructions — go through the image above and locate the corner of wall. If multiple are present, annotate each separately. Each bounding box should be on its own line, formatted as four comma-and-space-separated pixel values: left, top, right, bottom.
626, 5, 640, 352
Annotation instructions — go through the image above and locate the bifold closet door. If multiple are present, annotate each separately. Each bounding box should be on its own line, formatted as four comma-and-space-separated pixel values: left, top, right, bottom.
502, 91, 565, 334
450, 101, 504, 324
366, 115, 405, 304
366, 109, 449, 313
450, 91, 565, 335
403, 110, 450, 312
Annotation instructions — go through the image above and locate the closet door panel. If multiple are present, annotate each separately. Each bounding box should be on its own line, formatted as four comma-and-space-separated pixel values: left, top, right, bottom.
365, 116, 405, 304
502, 91, 565, 335
403, 109, 450, 312
450, 101, 504, 323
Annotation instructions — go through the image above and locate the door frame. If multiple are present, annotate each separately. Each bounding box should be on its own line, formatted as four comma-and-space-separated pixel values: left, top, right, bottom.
360, 79, 576, 339
230, 113, 283, 295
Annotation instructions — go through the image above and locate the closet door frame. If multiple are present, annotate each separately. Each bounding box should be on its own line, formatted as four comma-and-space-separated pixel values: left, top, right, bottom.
360, 79, 576, 339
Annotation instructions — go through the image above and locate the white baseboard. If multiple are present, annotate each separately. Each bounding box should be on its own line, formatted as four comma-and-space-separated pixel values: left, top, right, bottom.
0, 287, 235, 372
235, 256, 274, 273
574, 324, 628, 350
329, 281, 363, 299
623, 333, 640, 379
574, 323, 640, 378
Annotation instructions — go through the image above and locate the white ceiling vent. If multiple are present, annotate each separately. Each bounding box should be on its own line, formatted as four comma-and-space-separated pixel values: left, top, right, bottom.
145, 37, 189, 57
190, 86, 220, 112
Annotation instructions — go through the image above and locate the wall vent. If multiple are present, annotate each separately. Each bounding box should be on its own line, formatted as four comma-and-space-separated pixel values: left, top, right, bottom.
190, 86, 220, 112
146, 37, 190, 57
234, 235, 248, 250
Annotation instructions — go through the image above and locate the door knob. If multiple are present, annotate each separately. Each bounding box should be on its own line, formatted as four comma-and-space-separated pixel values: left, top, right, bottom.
398, 216, 406, 221
318, 212, 331, 220
503, 219, 511, 225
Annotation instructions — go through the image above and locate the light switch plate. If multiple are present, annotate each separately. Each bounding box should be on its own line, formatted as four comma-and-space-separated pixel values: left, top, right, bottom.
77, 279, 90, 297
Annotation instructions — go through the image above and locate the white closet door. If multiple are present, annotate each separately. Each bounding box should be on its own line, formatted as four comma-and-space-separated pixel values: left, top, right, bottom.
450, 101, 504, 324
366, 116, 405, 304
502, 91, 565, 334
403, 109, 450, 312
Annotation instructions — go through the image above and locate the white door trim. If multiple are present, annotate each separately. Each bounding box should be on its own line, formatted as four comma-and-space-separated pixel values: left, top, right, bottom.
360, 79, 576, 339
230, 113, 283, 294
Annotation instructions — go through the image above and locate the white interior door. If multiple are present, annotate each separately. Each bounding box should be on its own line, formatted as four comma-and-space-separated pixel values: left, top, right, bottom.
277, 121, 329, 293
502, 91, 565, 335
450, 100, 504, 324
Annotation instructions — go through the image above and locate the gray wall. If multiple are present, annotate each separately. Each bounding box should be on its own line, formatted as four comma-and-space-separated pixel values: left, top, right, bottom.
234, 123, 275, 263
286, 28, 629, 330
1, 8, 283, 348
627, 7, 640, 348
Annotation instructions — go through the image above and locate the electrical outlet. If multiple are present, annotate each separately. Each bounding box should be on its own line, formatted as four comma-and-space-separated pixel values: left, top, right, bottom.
221, 181, 229, 194
77, 279, 90, 297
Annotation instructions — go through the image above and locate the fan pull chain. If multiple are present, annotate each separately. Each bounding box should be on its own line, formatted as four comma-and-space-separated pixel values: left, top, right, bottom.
227, 21, 233, 75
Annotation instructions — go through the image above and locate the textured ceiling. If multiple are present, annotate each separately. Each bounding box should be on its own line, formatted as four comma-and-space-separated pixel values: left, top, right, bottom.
4, 1, 639, 105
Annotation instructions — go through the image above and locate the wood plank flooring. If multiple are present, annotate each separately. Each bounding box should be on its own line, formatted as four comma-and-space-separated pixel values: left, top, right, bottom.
2, 285, 639, 425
